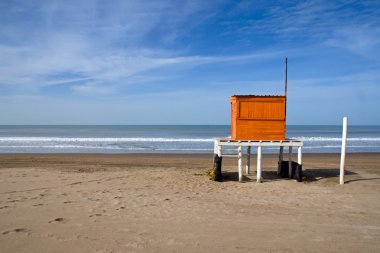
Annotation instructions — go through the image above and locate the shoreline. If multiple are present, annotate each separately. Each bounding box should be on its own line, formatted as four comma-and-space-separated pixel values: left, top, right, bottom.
1, 152, 379, 174
1, 151, 379, 155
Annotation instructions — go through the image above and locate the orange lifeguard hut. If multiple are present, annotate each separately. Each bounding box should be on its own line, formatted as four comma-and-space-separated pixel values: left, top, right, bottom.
229, 58, 288, 141
212, 59, 304, 183
229, 95, 286, 140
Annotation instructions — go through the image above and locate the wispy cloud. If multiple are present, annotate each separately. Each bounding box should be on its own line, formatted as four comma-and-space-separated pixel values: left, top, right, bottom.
0, 34, 286, 96
70, 83, 116, 96
2, 0, 278, 96
223, 0, 380, 57
2, 0, 378, 96
325, 25, 380, 58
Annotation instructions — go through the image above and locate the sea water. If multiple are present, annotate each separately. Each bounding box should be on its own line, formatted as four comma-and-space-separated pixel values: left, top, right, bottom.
0, 125, 379, 153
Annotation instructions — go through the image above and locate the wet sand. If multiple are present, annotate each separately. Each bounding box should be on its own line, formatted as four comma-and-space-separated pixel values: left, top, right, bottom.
1, 153, 380, 252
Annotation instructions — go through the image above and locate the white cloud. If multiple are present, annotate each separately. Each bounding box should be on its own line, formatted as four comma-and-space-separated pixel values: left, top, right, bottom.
225, 0, 380, 58
3, 0, 377, 97
0, 29, 287, 95
0, 0, 234, 95
325, 25, 380, 58
70, 83, 116, 96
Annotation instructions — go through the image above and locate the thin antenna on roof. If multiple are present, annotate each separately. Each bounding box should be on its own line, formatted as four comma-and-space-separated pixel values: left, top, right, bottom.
285, 57, 288, 97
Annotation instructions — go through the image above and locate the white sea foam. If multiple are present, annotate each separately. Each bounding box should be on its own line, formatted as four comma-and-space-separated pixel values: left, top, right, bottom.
1, 136, 380, 142
0, 136, 379, 153
293, 137, 380, 142
0, 125, 378, 153
0, 137, 214, 142
0, 145, 150, 150
0, 145, 213, 151
302, 145, 380, 149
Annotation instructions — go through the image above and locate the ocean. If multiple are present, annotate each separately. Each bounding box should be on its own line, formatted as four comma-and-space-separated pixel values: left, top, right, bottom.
0, 125, 379, 154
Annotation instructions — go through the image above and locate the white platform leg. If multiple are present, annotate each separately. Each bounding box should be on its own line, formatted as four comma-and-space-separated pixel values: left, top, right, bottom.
257, 145, 262, 183
298, 146, 302, 165
246, 146, 251, 175
238, 146, 243, 182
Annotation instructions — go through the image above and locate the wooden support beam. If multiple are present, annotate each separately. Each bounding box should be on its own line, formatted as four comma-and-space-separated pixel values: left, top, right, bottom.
257, 145, 262, 183
211, 154, 222, 182
238, 146, 243, 182
298, 146, 302, 165
288, 146, 293, 179
278, 146, 284, 174
246, 146, 251, 175
213, 138, 304, 183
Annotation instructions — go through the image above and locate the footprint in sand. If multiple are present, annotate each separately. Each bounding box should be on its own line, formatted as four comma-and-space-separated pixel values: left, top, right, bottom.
2, 228, 29, 235
89, 214, 102, 218
48, 218, 66, 223
6, 199, 20, 203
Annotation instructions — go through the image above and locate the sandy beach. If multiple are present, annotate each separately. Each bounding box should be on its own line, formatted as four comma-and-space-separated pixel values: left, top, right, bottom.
0, 153, 379, 252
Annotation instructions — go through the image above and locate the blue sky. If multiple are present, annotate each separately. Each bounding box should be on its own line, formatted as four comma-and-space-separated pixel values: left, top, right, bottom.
0, 0, 379, 125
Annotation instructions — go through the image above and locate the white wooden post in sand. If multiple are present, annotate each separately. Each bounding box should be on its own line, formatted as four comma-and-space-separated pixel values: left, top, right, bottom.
340, 117, 348, 185
246, 146, 251, 174
238, 146, 243, 182
297, 146, 302, 165
257, 145, 262, 183
288, 146, 293, 178
217, 144, 222, 157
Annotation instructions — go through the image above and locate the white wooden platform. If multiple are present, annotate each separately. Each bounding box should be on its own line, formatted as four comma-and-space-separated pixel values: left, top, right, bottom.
214, 138, 303, 182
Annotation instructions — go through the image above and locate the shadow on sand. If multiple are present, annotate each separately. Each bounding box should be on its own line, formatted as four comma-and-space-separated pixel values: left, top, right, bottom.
222, 170, 292, 182
303, 168, 356, 182
222, 171, 253, 182
221, 169, 360, 183
344, 177, 380, 184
